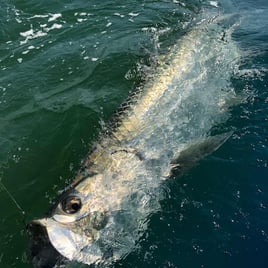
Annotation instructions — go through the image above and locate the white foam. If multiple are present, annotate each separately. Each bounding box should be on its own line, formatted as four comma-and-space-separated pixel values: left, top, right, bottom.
75, 12, 92, 16
15, 18, 22, 24
20, 21, 63, 44
77, 18, 88, 23
209, 1, 219, 7
20, 30, 47, 45
114, 13, 125, 18
48, 13, 62, 22
28, 14, 49, 19
173, 0, 186, 5
128, 12, 139, 17
236, 68, 268, 78
20, 29, 34, 37
44, 23, 63, 31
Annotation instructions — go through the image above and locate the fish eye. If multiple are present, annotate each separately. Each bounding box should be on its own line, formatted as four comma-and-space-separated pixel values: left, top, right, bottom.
60, 196, 82, 214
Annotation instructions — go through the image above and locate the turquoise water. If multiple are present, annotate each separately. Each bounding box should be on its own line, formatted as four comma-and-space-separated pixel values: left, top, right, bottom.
0, 0, 267, 267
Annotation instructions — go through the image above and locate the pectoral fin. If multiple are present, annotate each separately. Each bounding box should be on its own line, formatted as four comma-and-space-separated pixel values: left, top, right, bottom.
170, 132, 232, 175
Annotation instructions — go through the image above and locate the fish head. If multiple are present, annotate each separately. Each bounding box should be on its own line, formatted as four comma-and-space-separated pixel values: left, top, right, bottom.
28, 178, 110, 267
28, 151, 150, 267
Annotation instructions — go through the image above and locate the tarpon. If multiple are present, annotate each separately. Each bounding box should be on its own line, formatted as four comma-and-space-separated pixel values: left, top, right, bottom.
28, 13, 241, 268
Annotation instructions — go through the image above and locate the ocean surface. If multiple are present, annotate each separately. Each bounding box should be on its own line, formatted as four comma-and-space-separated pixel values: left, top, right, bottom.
0, 0, 267, 267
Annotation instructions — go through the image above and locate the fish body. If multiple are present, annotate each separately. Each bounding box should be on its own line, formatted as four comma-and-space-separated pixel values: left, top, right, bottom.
28, 13, 241, 268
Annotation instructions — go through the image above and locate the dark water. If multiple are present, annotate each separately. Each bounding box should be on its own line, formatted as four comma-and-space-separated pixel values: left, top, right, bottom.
0, 0, 267, 267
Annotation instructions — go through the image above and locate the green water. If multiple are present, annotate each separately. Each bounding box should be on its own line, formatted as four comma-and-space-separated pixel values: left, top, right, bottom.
1, 0, 268, 267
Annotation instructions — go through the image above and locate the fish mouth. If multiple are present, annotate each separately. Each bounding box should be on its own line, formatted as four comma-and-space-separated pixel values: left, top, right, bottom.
27, 220, 66, 268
